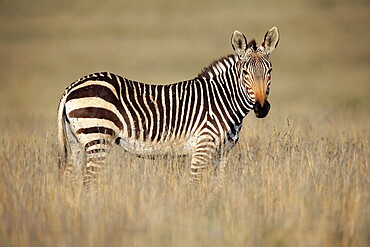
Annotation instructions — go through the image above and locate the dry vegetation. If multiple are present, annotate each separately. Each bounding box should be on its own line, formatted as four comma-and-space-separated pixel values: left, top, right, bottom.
0, 0, 369, 246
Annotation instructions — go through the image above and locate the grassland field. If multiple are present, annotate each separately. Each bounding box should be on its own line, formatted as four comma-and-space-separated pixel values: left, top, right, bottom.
0, 0, 369, 246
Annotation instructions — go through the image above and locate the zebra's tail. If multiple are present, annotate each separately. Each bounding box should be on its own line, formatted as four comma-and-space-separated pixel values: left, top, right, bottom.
57, 91, 68, 170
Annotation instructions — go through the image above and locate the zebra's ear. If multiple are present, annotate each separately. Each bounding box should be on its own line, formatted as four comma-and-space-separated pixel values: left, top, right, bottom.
231, 30, 247, 57
261, 27, 279, 54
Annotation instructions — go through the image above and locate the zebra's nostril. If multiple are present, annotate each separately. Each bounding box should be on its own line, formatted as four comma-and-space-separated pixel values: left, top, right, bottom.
254, 101, 263, 115
253, 101, 261, 112
254, 100, 270, 118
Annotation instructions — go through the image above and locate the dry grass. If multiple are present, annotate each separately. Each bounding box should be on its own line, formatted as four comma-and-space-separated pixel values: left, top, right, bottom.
0, 0, 369, 246
0, 113, 368, 247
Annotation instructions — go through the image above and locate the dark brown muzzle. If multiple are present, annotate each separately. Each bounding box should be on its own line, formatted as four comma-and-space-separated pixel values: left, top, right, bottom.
254, 100, 270, 118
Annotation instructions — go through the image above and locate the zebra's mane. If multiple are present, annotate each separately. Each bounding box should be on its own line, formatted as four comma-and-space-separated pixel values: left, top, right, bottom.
197, 54, 237, 79
197, 39, 258, 80
248, 39, 258, 51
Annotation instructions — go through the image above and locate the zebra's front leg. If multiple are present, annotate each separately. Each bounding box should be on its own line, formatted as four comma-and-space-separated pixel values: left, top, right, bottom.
190, 135, 217, 183
83, 140, 112, 190
211, 155, 228, 189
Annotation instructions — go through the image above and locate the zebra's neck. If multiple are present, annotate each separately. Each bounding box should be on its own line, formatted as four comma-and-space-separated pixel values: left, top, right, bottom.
197, 54, 253, 124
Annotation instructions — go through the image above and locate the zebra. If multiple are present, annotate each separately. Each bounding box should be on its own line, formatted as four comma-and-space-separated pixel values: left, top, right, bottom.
57, 27, 280, 187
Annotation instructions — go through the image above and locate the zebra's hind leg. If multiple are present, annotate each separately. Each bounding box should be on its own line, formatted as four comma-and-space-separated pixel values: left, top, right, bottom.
83, 139, 113, 191
63, 143, 85, 191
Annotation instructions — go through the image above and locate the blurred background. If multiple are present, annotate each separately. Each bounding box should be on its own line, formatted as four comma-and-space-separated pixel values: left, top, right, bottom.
0, 0, 369, 131
0, 2, 369, 246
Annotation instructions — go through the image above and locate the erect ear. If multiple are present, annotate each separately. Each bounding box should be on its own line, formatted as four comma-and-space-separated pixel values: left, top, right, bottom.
231, 30, 247, 57
261, 26, 279, 54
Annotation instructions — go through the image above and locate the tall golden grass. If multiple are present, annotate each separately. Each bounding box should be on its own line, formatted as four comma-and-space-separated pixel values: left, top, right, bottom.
0, 0, 369, 246
0, 112, 368, 246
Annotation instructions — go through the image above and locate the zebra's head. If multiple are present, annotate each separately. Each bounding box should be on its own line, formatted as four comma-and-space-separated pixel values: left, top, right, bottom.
231, 27, 279, 118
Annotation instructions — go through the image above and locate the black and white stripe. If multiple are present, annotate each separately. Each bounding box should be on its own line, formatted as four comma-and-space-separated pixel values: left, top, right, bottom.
57, 27, 280, 187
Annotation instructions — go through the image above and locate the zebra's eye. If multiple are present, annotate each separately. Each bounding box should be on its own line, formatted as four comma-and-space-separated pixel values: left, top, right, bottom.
243, 70, 248, 76
267, 68, 272, 78
267, 72, 271, 78
266, 85, 270, 95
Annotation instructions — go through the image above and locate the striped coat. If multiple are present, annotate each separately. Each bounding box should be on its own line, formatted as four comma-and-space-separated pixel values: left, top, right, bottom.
58, 27, 279, 187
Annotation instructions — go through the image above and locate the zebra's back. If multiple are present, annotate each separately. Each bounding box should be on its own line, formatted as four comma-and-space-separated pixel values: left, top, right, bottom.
60, 72, 208, 159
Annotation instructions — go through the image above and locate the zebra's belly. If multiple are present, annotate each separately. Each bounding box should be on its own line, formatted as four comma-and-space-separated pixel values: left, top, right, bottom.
116, 136, 197, 158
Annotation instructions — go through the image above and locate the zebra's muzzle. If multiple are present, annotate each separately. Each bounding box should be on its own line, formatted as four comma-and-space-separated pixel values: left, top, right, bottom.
254, 100, 270, 118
